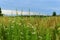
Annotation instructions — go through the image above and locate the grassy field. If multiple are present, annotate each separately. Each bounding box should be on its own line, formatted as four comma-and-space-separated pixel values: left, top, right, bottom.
0, 16, 60, 40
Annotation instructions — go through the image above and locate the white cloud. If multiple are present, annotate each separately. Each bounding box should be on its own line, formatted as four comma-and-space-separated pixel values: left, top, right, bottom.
2, 9, 53, 16
2, 10, 38, 16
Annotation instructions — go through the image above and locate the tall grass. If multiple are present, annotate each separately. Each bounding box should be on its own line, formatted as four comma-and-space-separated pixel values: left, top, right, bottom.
0, 16, 60, 40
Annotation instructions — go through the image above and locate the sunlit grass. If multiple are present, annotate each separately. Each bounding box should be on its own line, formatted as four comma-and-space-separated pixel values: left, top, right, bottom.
0, 16, 60, 40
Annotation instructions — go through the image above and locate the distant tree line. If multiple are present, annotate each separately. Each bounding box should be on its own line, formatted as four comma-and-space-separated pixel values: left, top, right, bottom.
0, 7, 57, 16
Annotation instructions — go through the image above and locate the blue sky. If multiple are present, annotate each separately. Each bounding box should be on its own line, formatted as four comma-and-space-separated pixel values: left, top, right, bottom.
0, 0, 60, 15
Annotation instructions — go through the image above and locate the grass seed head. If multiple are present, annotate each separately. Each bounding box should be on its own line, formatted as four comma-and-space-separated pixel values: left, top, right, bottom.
32, 32, 36, 34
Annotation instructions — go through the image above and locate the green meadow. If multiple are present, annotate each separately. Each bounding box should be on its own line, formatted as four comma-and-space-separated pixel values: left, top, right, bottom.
0, 16, 60, 40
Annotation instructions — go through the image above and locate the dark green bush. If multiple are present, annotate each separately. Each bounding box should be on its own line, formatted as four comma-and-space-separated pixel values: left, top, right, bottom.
0, 8, 3, 16
52, 12, 56, 16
